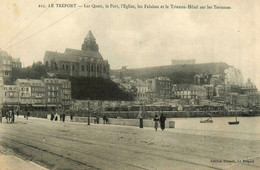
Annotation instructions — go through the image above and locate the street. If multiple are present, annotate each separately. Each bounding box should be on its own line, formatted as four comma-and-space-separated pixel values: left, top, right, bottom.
0, 116, 259, 170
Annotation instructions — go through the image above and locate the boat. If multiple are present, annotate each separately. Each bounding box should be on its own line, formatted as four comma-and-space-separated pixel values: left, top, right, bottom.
200, 117, 213, 123
228, 117, 239, 125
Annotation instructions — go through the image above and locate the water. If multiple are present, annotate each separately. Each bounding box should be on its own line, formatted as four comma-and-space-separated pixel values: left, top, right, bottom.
168, 117, 260, 135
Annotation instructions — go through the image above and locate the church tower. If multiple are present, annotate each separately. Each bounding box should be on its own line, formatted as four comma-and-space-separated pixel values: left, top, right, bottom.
81, 31, 99, 52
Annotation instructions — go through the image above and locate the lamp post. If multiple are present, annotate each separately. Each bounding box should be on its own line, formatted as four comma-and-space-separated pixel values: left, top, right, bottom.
87, 101, 90, 125
138, 103, 143, 128
118, 100, 121, 118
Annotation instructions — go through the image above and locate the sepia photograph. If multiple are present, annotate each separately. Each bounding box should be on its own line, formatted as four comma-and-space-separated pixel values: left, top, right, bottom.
0, 0, 259, 169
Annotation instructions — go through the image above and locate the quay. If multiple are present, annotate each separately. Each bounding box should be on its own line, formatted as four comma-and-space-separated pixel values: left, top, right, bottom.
0, 116, 259, 169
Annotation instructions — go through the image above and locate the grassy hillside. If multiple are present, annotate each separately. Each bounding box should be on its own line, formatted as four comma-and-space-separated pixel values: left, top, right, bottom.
12, 62, 134, 101
69, 77, 134, 101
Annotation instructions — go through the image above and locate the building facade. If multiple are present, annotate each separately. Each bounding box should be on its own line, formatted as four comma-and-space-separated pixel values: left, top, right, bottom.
44, 31, 110, 79
0, 50, 13, 82
174, 84, 207, 99
0, 49, 22, 85
203, 84, 214, 99
241, 79, 257, 95
194, 74, 211, 85
12, 58, 22, 68
150, 77, 172, 99
44, 78, 71, 110
3, 85, 19, 106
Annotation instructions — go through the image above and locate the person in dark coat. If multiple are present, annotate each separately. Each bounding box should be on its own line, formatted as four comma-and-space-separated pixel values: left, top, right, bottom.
103, 115, 107, 124
70, 112, 74, 121
54, 113, 58, 121
62, 113, 65, 122
51, 113, 54, 121
159, 113, 166, 131
0, 111, 2, 123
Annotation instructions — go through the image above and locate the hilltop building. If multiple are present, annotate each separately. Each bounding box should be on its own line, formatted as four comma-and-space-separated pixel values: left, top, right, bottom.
172, 59, 195, 65
44, 31, 110, 79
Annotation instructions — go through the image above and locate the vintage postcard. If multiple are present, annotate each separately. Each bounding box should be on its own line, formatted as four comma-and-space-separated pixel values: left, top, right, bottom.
0, 0, 259, 169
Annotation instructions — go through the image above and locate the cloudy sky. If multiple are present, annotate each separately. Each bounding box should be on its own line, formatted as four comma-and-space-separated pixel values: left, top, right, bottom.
1, 0, 259, 87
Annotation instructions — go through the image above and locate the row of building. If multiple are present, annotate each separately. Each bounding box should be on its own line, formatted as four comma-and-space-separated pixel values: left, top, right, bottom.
112, 73, 259, 108
0, 77, 71, 110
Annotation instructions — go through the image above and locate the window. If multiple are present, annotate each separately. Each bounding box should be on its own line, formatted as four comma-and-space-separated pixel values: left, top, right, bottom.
54, 62, 58, 70
66, 65, 69, 70
91, 65, 94, 72
72, 64, 75, 71
81, 65, 85, 71
62, 64, 65, 70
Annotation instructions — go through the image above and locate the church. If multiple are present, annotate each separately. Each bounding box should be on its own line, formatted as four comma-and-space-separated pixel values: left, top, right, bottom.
44, 31, 110, 79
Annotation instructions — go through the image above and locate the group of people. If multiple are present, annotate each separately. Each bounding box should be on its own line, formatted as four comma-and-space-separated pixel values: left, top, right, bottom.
153, 113, 166, 131
4, 110, 15, 123
50, 113, 66, 122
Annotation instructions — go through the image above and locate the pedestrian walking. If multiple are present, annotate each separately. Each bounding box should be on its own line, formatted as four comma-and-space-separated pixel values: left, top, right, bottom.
137, 111, 143, 128
54, 113, 58, 121
16, 109, 19, 117
0, 108, 3, 123
70, 112, 73, 121
26, 111, 30, 120
153, 113, 159, 131
51, 113, 54, 121
160, 113, 166, 131
6, 111, 9, 123
8, 110, 12, 123
62, 113, 65, 122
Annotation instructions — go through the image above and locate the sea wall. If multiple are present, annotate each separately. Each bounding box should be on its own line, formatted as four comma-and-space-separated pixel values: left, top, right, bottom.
68, 110, 253, 119
31, 110, 258, 120
46, 114, 174, 128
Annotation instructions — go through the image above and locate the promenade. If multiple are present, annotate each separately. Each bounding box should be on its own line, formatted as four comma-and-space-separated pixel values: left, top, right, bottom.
0, 116, 259, 170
